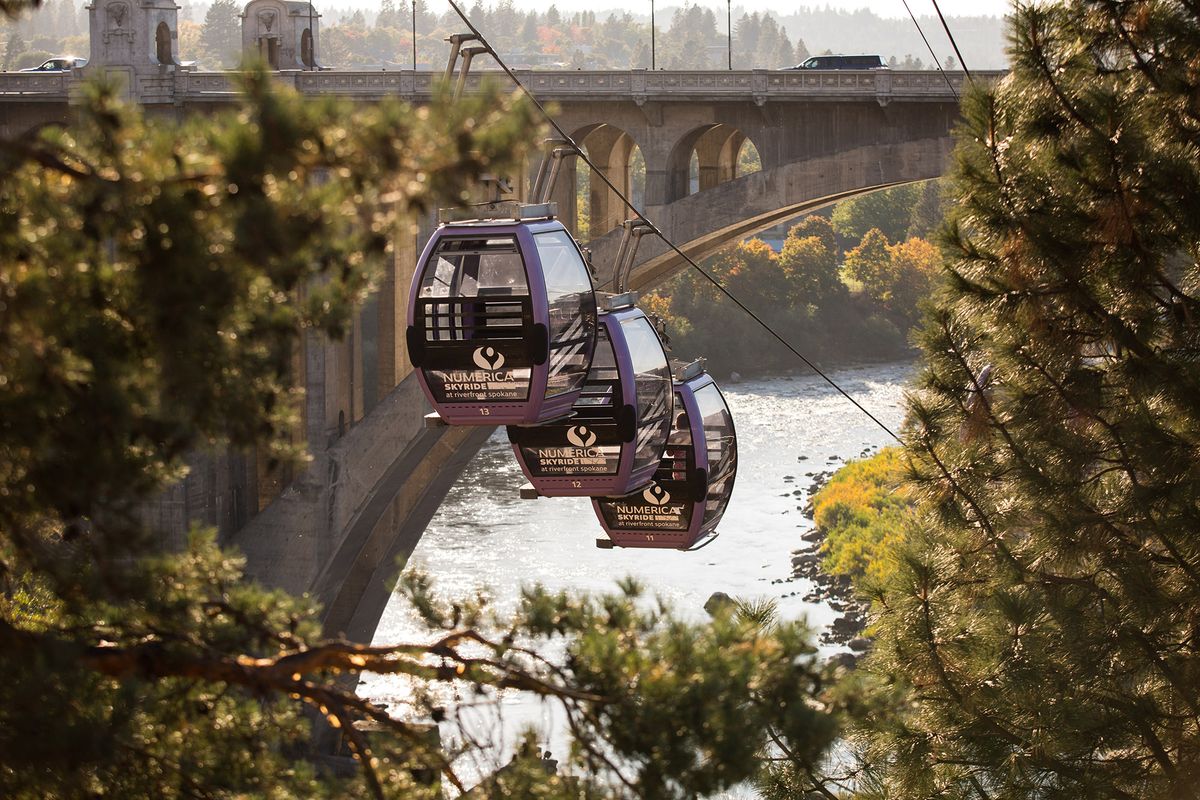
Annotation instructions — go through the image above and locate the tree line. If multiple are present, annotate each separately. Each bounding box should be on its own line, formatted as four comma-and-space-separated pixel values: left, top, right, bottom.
1, 0, 997, 71
647, 181, 945, 377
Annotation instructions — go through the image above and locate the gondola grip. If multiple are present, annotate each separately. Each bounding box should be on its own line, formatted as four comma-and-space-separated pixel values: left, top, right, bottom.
691, 467, 709, 503
529, 323, 549, 366
406, 326, 424, 368
617, 405, 637, 442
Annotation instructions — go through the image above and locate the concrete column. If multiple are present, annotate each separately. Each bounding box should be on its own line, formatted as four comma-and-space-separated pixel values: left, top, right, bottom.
641, 138, 673, 208
719, 131, 746, 181
377, 215, 419, 398
547, 154, 578, 236
582, 125, 633, 238
694, 126, 731, 192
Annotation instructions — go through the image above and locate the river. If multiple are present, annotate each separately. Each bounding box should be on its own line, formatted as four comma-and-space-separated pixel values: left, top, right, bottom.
361, 361, 912, 783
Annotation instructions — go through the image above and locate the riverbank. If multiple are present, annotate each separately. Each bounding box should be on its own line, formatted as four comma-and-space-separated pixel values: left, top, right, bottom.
784, 446, 916, 665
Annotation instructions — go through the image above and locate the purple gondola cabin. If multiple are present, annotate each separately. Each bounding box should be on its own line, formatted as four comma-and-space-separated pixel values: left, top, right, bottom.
507, 299, 673, 497
406, 211, 597, 425
593, 362, 738, 550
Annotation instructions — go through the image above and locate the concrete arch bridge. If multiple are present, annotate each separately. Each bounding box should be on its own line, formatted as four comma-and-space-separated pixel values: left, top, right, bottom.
0, 63, 1000, 644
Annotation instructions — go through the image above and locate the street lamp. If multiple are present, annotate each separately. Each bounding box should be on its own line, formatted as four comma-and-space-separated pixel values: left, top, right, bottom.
412, 0, 417, 70
727, 0, 732, 70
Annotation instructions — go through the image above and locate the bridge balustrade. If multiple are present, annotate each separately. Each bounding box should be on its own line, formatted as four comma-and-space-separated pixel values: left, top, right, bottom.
0, 68, 1000, 104
0, 71, 71, 97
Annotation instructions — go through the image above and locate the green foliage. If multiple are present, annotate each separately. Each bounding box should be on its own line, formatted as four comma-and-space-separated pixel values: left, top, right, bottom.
779, 232, 844, 306
0, 72, 542, 797
11, 47, 47, 68
648, 216, 924, 376
467, 580, 836, 798
811, 448, 914, 586
840, 2, 1200, 798
789, 214, 836, 255
736, 139, 762, 176
843, 232, 941, 326
906, 178, 946, 239
831, 183, 923, 243
842, 228, 891, 299
2, 28, 26, 68
198, 0, 241, 68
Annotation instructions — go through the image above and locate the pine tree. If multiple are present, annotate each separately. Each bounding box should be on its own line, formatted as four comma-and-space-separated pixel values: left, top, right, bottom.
3, 28, 26, 69
794, 37, 809, 63
519, 12, 538, 51
632, 39, 650, 69
906, 178, 943, 239
774, 31, 794, 68
826, 2, 1200, 798
54, 0, 77, 38
198, 0, 241, 68
375, 0, 399, 29
734, 12, 759, 69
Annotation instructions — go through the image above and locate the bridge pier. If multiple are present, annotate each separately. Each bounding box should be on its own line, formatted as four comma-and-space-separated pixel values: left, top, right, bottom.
695, 125, 745, 192
581, 124, 635, 237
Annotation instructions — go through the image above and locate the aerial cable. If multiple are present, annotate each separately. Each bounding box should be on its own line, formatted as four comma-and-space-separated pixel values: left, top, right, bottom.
900, 0, 958, 100
929, 0, 974, 84
442, 0, 902, 445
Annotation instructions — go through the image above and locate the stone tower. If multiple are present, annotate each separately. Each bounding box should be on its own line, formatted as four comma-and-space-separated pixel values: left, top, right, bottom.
88, 0, 180, 69
242, 0, 322, 71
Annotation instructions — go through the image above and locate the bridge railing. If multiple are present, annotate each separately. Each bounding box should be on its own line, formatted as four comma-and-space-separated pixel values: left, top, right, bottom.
2, 68, 1005, 104
190, 68, 1001, 102
0, 71, 72, 97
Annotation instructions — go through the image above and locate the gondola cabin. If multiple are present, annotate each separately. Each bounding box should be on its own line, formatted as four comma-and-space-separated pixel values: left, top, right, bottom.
406, 206, 597, 425
593, 362, 738, 550
507, 296, 674, 497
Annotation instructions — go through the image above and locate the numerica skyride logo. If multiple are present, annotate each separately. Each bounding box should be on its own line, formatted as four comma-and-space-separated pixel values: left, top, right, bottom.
566, 425, 597, 448
472, 346, 505, 370
643, 484, 670, 505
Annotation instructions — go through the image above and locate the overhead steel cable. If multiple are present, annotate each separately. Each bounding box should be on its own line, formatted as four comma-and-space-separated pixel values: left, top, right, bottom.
442, 0, 902, 444
929, 0, 974, 84
900, 0, 958, 100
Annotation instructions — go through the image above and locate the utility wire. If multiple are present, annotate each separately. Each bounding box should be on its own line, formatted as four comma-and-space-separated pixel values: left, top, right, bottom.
929, 0, 973, 83
443, 0, 902, 444
900, 0, 958, 100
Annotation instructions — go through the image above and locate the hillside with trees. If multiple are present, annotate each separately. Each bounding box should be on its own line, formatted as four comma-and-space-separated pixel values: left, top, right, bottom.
1, 0, 1006, 71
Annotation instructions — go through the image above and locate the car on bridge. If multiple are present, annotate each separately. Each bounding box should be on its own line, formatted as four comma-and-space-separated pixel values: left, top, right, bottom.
787, 55, 886, 70
19, 56, 88, 72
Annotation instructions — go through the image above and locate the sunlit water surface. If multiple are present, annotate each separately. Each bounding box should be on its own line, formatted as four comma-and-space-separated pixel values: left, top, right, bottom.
361, 362, 912, 788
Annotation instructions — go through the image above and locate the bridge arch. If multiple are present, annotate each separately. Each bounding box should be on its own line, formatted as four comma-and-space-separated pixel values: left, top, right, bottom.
666, 123, 760, 204
553, 122, 644, 239
590, 136, 953, 291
